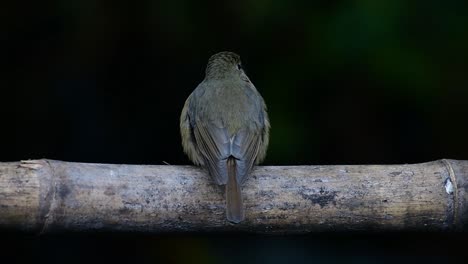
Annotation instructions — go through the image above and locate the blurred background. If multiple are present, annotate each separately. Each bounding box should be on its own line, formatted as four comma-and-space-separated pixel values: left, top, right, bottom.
2, 0, 468, 263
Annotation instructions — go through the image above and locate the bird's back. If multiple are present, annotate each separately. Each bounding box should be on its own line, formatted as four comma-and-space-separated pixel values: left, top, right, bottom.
194, 79, 264, 136
187, 78, 267, 184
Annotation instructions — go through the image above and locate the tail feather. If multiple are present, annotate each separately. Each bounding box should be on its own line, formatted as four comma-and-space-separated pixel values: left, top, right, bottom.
226, 157, 244, 223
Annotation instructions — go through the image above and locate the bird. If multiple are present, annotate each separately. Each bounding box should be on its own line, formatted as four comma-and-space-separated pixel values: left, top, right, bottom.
180, 51, 270, 223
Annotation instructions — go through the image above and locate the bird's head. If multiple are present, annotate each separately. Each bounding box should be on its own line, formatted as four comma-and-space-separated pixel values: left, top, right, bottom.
205, 51, 245, 80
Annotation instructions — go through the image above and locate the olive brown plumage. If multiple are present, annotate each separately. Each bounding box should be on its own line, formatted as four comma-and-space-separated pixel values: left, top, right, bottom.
180, 51, 270, 223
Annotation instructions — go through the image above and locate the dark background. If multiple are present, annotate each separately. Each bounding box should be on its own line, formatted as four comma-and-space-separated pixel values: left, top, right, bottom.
2, 0, 468, 263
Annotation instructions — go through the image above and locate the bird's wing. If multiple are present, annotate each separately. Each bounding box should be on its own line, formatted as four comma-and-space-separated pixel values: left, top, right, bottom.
230, 128, 263, 184
180, 95, 204, 166
193, 121, 231, 185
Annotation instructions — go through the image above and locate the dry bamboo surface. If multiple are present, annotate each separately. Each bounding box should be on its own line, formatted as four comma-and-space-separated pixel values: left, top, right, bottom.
0, 159, 467, 234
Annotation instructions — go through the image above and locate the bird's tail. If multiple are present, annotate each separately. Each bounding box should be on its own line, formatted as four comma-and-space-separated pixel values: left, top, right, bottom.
226, 157, 244, 223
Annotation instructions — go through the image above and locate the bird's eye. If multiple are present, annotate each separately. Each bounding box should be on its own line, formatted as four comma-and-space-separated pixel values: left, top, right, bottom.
237, 64, 242, 70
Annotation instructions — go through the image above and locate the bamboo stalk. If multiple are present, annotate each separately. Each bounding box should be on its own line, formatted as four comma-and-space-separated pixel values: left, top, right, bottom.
0, 159, 467, 233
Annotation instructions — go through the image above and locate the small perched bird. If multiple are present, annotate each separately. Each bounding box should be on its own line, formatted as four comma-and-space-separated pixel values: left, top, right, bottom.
180, 51, 270, 223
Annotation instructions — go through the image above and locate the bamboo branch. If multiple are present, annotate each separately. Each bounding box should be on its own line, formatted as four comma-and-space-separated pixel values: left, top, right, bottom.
0, 159, 467, 233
